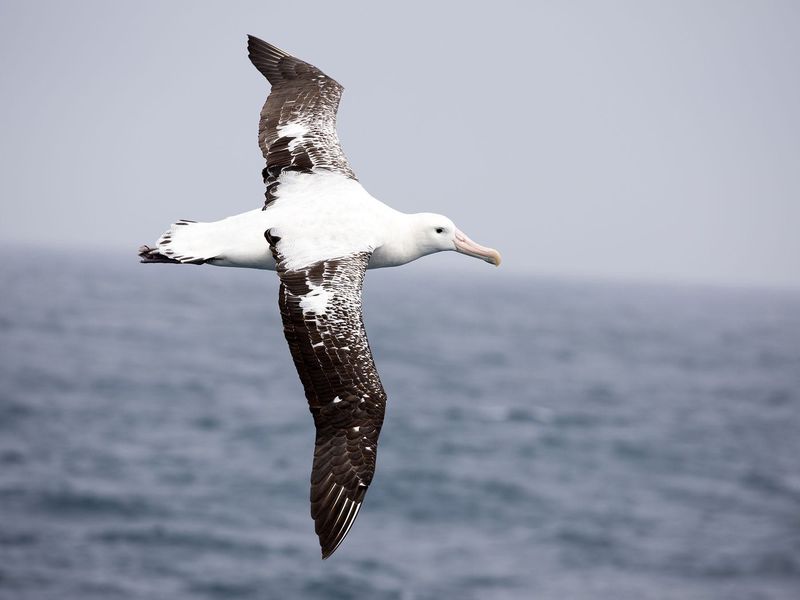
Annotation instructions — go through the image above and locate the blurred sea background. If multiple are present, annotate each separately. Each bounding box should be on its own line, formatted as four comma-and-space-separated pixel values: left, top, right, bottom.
1, 247, 799, 600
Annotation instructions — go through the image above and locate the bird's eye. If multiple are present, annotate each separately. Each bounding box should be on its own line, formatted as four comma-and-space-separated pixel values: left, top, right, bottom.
435, 227, 444, 234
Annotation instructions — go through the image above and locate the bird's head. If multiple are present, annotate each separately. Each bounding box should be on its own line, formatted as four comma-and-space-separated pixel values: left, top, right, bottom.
411, 213, 501, 266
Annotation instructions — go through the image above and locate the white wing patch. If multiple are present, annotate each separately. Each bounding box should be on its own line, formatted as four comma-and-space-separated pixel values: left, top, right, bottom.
299, 281, 334, 315
277, 122, 310, 152
278, 122, 310, 138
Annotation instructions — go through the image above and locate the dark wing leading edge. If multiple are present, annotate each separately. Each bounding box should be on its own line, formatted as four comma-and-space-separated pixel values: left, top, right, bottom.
267, 236, 386, 559
247, 35, 356, 208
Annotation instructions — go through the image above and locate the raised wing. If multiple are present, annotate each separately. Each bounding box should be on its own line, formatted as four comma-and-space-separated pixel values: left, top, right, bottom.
268, 234, 386, 558
247, 35, 356, 208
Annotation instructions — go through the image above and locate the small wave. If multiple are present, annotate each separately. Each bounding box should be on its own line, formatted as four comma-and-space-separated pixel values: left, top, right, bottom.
741, 469, 800, 502
187, 579, 263, 599
0, 531, 37, 546
34, 487, 165, 518
92, 525, 268, 557
0, 448, 25, 465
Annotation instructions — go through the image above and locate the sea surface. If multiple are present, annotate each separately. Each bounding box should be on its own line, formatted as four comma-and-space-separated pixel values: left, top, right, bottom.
1, 247, 799, 600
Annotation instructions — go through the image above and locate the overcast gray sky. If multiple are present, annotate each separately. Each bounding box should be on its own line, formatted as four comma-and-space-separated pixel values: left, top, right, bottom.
1, 1, 798, 288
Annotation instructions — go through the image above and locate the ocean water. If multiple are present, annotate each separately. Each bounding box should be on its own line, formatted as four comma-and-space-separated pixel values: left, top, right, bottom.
1, 247, 799, 600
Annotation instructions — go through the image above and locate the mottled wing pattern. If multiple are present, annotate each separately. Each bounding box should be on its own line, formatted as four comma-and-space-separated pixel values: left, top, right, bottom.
267, 234, 386, 558
247, 35, 356, 208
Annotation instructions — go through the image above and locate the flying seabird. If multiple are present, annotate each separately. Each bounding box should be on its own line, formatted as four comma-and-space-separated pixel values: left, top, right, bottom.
139, 35, 501, 558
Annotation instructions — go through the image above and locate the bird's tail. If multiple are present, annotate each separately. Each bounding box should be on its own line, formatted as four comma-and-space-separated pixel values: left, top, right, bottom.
138, 219, 217, 265
138, 245, 183, 264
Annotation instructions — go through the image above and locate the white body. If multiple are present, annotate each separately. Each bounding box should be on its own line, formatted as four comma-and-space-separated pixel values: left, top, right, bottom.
153, 171, 461, 271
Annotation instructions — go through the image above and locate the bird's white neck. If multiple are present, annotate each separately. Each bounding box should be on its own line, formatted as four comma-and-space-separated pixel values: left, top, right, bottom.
369, 213, 439, 269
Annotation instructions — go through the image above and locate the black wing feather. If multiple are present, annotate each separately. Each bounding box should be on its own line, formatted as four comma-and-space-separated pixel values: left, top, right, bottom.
268, 239, 385, 559
247, 35, 356, 208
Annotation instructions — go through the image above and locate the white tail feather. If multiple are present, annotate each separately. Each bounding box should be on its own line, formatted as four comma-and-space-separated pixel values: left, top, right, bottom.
139, 209, 276, 269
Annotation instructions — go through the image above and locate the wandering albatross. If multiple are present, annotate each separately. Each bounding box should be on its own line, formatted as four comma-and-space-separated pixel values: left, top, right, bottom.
139, 35, 501, 558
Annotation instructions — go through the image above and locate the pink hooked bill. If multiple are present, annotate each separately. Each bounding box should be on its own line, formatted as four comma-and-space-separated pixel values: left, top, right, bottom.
454, 229, 502, 266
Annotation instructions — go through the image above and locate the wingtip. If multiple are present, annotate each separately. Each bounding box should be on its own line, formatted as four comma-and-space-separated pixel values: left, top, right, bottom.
315, 496, 364, 560
246, 34, 293, 82
318, 540, 341, 560
246, 34, 289, 58
246, 33, 267, 52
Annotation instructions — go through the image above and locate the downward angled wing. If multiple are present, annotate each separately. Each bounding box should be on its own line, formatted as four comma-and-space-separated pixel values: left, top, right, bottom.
267, 234, 385, 559
247, 35, 356, 208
